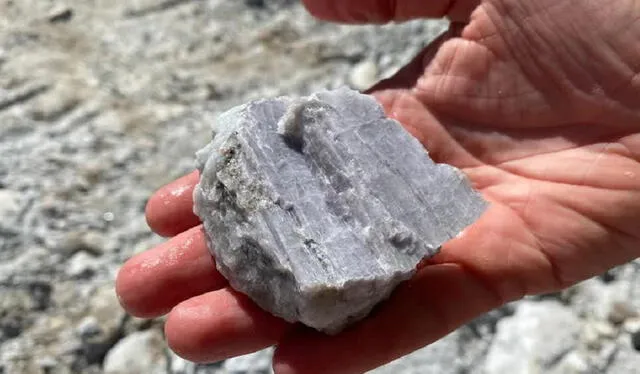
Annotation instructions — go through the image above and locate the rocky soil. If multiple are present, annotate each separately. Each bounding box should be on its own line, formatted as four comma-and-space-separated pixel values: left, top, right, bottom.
0, 1, 639, 373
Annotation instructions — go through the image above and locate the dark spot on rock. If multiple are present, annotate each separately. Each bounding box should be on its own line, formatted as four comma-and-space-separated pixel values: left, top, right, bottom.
632, 329, 640, 351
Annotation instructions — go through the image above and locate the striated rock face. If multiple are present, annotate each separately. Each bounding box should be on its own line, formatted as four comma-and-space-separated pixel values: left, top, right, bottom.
193, 88, 487, 334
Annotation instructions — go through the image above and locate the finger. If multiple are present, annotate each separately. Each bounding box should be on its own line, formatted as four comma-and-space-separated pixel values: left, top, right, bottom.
272, 263, 501, 374
165, 288, 292, 363
146, 171, 201, 237
302, 0, 479, 23
116, 226, 227, 318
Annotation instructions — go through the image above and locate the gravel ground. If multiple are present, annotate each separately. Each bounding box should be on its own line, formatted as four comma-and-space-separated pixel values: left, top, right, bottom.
1, 1, 639, 373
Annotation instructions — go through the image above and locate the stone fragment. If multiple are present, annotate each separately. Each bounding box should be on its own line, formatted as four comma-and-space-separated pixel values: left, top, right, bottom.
0, 189, 21, 216
609, 301, 638, 325
0, 289, 34, 340
54, 231, 106, 258
47, 5, 74, 23
349, 60, 378, 90
76, 316, 102, 339
167, 349, 196, 374
607, 338, 640, 372
369, 331, 465, 374
483, 301, 582, 374
79, 285, 127, 365
194, 88, 488, 334
66, 251, 100, 278
103, 330, 166, 374
223, 347, 274, 373
623, 318, 640, 334
547, 351, 589, 374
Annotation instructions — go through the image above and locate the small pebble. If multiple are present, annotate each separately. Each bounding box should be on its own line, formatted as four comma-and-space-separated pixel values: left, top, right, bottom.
600, 270, 616, 283
583, 324, 602, 350
54, 232, 105, 258
0, 189, 21, 217
557, 351, 589, 373
349, 60, 378, 90
223, 347, 274, 373
168, 350, 196, 374
76, 316, 101, 338
483, 301, 582, 374
609, 301, 638, 325
103, 330, 167, 374
592, 321, 617, 339
48, 5, 74, 23
245, 0, 266, 8
37, 356, 57, 370
82, 231, 106, 255
632, 329, 640, 351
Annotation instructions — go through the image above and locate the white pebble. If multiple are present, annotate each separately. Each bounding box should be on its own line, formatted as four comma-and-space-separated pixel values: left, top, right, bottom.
0, 189, 21, 217
349, 60, 378, 90
103, 330, 167, 374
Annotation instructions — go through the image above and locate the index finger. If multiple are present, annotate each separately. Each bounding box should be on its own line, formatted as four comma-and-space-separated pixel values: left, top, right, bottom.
301, 0, 479, 23
146, 171, 202, 237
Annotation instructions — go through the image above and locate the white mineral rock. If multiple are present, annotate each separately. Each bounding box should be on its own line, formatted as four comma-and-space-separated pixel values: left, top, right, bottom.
194, 88, 487, 333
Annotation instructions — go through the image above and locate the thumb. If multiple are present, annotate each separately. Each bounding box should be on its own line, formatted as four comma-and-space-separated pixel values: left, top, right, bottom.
302, 0, 479, 23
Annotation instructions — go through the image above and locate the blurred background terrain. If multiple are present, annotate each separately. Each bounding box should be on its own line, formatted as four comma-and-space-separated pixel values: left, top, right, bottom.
1, 1, 639, 373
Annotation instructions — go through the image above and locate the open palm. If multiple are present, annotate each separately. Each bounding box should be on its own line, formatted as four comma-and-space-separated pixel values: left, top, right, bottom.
117, 1, 640, 373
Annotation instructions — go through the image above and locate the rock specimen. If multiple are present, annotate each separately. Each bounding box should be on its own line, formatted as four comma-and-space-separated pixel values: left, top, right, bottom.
193, 88, 487, 334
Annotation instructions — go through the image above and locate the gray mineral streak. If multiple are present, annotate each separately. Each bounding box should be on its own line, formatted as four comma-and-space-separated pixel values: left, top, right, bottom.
193, 88, 488, 333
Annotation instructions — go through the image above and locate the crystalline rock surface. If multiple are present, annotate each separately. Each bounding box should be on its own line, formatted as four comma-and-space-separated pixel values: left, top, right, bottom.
193, 88, 488, 334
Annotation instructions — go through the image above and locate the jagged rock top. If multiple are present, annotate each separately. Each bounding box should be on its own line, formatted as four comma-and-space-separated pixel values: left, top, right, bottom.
193, 88, 487, 334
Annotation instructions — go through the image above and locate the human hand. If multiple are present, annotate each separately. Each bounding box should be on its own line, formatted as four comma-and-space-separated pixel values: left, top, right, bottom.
116, 1, 640, 373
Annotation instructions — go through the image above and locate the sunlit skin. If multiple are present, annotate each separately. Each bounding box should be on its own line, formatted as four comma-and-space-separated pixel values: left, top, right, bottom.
116, 1, 640, 373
